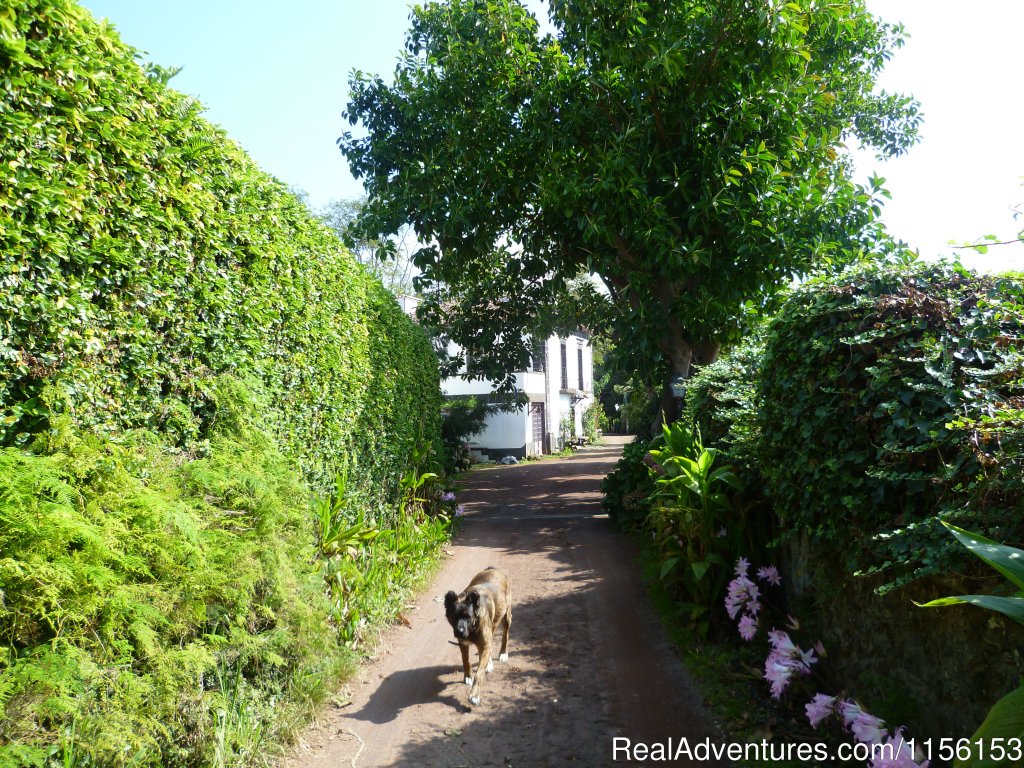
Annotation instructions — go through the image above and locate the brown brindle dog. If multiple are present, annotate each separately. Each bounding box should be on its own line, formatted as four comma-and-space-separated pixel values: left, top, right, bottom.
444, 567, 511, 706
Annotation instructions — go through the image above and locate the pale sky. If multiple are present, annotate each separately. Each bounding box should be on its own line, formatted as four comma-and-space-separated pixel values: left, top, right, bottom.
79, 0, 1023, 273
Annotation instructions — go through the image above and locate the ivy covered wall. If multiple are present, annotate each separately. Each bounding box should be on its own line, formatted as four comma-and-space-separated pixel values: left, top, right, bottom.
684, 259, 1024, 735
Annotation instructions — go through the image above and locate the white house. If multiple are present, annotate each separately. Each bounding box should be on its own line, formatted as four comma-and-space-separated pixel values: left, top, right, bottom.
395, 295, 595, 459
442, 333, 596, 460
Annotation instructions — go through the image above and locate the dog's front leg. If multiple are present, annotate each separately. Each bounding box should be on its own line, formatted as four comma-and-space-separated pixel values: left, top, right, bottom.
468, 641, 492, 706
459, 642, 472, 685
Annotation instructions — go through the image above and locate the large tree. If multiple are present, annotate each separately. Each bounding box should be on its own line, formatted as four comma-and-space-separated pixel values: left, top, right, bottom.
319, 197, 419, 296
340, 0, 920, 419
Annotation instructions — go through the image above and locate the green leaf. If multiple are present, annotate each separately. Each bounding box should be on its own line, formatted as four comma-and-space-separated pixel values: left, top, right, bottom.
916, 595, 1024, 627
942, 522, 1024, 591
691, 561, 711, 581
954, 684, 1024, 768
659, 557, 680, 579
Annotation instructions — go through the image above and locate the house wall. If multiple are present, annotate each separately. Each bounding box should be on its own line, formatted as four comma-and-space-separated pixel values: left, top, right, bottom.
467, 406, 529, 460
440, 333, 595, 458
544, 334, 595, 450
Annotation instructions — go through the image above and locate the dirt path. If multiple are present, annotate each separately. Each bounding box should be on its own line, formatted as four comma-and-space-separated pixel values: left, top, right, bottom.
283, 436, 724, 768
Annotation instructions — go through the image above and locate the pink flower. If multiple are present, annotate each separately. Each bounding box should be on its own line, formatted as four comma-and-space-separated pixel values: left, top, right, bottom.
738, 614, 757, 641
757, 565, 782, 586
454, 505, 466, 517
851, 713, 887, 744
798, 646, 817, 669
735, 557, 750, 577
805, 693, 836, 728
763, 630, 818, 698
767, 629, 798, 656
765, 656, 795, 698
870, 728, 930, 768
839, 699, 887, 744
725, 575, 760, 619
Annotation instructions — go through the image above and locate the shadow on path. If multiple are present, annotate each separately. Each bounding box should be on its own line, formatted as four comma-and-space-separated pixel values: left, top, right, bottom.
285, 437, 726, 768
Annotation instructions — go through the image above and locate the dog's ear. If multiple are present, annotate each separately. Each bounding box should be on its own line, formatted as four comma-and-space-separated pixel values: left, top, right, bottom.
444, 590, 457, 618
468, 590, 483, 613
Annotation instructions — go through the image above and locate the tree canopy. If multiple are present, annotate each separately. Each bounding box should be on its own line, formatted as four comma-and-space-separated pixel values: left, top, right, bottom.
341, 0, 921, 416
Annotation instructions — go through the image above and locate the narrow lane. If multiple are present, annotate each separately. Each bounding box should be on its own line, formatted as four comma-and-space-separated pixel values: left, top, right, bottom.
285, 437, 724, 768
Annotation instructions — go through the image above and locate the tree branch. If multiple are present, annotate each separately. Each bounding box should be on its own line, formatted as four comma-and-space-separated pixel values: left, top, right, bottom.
951, 239, 1022, 250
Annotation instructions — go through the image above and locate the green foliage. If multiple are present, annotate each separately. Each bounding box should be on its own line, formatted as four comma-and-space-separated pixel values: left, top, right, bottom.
317, 197, 419, 297
757, 260, 1024, 591
580, 402, 605, 443
0, 390, 343, 767
342, 0, 921, 407
0, 385, 448, 766
0, 2, 448, 764
643, 423, 749, 634
0, 0, 442, 499
684, 335, 765, 488
558, 414, 574, 447
615, 382, 659, 437
953, 686, 1024, 768
315, 467, 451, 647
440, 397, 490, 472
918, 522, 1024, 626
602, 438, 656, 531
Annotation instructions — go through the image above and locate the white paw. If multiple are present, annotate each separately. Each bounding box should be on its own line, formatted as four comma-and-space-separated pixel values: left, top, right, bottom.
464, 676, 473, 686
469, 694, 480, 706
499, 652, 508, 663
486, 660, 494, 673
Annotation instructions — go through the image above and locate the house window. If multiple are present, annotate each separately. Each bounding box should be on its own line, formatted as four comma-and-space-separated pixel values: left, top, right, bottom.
531, 339, 545, 372
578, 346, 585, 391
560, 342, 568, 390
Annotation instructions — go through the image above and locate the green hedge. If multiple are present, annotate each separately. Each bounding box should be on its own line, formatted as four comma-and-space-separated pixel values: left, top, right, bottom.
684, 335, 764, 488
0, 0, 441, 499
718, 260, 1023, 589
0, 1, 445, 764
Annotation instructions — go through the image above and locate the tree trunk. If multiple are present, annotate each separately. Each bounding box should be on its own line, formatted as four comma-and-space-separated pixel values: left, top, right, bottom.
652, 323, 694, 433
652, 334, 721, 433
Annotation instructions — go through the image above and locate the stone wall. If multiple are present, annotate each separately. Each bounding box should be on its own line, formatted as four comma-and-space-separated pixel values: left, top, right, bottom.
784, 534, 1024, 736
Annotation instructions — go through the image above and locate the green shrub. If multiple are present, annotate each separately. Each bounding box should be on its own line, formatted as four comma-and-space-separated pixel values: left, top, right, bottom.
439, 397, 489, 473
643, 422, 747, 635
0, 384, 341, 767
581, 402, 606, 442
602, 437, 656, 531
757, 260, 1024, 590
684, 335, 764, 487
0, 381, 448, 766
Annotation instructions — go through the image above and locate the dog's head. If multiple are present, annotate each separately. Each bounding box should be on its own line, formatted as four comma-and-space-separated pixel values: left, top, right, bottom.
444, 589, 483, 640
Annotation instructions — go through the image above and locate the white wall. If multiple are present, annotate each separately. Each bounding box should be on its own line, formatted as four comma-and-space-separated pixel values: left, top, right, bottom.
441, 332, 595, 455
466, 407, 528, 456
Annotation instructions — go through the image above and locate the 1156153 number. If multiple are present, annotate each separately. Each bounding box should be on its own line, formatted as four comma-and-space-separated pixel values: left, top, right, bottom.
906, 737, 1024, 764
